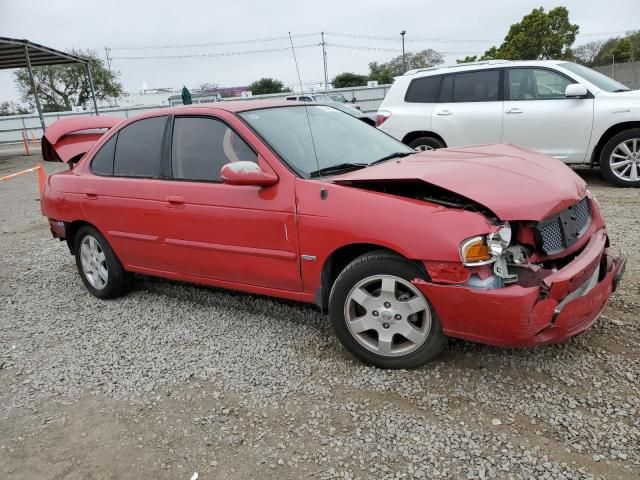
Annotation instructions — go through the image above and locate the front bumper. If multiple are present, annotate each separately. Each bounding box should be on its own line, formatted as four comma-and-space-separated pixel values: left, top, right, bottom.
414, 229, 625, 348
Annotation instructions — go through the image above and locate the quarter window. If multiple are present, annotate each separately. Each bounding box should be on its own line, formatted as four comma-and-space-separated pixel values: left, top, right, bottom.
508, 68, 572, 100
171, 117, 257, 182
113, 116, 167, 177
90, 134, 117, 176
452, 70, 500, 102
405, 76, 442, 103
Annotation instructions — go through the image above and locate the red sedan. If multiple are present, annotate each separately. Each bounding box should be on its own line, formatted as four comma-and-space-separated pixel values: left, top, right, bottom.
41, 101, 625, 368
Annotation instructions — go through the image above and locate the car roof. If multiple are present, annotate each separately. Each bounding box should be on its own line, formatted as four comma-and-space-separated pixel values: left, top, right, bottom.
161, 99, 302, 116
403, 59, 567, 78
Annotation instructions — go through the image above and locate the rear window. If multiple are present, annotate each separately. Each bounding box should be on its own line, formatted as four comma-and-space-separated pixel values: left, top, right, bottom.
113, 116, 167, 177
404, 76, 442, 103
90, 134, 117, 176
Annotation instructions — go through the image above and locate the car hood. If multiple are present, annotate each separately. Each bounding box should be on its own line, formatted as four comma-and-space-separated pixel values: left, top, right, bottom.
332, 144, 587, 221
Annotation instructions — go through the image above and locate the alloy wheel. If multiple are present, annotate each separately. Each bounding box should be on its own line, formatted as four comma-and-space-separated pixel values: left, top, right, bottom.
80, 234, 108, 290
344, 274, 431, 357
609, 138, 640, 182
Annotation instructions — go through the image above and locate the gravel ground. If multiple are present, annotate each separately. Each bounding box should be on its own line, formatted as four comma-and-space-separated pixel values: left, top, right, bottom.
1, 153, 639, 480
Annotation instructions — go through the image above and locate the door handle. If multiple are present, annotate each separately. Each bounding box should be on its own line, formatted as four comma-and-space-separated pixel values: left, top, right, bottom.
83, 188, 98, 199
505, 108, 523, 114
165, 195, 184, 207
435, 110, 452, 116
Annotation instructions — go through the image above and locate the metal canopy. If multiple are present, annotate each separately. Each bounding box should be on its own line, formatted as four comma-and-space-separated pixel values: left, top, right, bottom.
0, 37, 99, 132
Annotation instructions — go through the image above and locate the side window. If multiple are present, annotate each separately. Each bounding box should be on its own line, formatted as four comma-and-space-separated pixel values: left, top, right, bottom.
113, 116, 167, 177
300, 96, 312, 102
452, 70, 500, 102
90, 134, 117, 176
508, 68, 572, 100
404, 76, 442, 103
171, 117, 257, 182
438, 75, 453, 102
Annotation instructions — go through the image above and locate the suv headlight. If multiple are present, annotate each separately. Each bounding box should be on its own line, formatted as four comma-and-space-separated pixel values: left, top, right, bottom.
460, 223, 511, 266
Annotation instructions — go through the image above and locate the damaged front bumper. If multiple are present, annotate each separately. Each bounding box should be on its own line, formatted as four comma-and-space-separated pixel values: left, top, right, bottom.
414, 229, 625, 347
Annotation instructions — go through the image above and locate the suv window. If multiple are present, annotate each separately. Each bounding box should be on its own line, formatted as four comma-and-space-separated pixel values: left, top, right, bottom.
508, 68, 572, 100
405, 76, 442, 103
90, 134, 117, 176
113, 116, 167, 177
171, 116, 257, 182
452, 70, 501, 102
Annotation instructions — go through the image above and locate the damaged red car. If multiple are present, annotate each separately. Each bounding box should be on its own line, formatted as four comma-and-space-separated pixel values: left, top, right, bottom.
41, 101, 625, 368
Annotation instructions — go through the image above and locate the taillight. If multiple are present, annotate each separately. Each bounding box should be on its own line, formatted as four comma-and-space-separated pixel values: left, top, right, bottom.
376, 110, 391, 127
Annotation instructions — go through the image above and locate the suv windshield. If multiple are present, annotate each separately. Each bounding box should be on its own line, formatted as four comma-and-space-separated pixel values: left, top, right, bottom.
312, 94, 332, 102
240, 105, 413, 178
559, 62, 632, 92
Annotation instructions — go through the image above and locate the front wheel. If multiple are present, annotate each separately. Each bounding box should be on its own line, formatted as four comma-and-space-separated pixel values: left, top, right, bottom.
600, 128, 640, 187
329, 252, 447, 369
407, 136, 445, 151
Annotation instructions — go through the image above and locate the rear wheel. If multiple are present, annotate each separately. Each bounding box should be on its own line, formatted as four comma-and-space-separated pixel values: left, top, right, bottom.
600, 128, 640, 187
74, 225, 132, 299
407, 136, 445, 151
329, 251, 447, 369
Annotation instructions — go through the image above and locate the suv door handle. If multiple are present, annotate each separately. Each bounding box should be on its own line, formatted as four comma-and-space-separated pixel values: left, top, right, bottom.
165, 195, 184, 207
435, 110, 452, 116
83, 188, 98, 199
505, 108, 523, 114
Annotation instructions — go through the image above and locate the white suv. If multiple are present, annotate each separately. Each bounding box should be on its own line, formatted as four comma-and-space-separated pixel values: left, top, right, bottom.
377, 60, 640, 187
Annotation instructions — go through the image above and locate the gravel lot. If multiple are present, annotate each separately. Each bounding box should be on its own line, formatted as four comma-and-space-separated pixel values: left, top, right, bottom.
1, 152, 639, 480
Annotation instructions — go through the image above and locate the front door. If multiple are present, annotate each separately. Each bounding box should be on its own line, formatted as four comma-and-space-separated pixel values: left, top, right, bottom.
431, 69, 504, 147
159, 114, 302, 291
501, 67, 594, 163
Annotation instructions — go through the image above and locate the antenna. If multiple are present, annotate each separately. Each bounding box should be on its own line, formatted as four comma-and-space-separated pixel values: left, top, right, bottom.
288, 32, 327, 199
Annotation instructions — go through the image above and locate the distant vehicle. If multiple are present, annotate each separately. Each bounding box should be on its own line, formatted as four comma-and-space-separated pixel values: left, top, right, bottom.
40, 101, 624, 369
377, 60, 640, 187
286, 94, 371, 124
327, 93, 362, 111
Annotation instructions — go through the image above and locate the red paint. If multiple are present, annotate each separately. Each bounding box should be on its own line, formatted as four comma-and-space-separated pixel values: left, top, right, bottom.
40, 102, 623, 349
42, 116, 121, 163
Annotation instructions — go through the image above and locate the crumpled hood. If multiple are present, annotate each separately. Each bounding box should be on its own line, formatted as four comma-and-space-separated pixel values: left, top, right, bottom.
332, 144, 587, 221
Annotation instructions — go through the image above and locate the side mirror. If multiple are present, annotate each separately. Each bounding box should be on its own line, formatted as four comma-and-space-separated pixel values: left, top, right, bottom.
220, 161, 278, 187
565, 83, 588, 98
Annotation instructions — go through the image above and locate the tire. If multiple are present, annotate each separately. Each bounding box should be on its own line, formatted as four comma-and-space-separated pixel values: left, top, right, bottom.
74, 225, 132, 299
599, 128, 640, 187
329, 251, 447, 369
407, 136, 445, 151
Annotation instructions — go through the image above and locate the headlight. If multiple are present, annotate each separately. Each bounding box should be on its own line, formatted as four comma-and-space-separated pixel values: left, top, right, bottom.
460, 223, 511, 266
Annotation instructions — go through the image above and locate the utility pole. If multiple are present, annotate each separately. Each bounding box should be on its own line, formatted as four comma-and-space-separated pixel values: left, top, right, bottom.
321, 32, 328, 90
104, 47, 112, 72
401, 31, 407, 73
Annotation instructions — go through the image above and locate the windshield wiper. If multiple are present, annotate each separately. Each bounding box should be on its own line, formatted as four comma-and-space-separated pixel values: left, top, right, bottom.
613, 88, 632, 92
308, 163, 368, 178
370, 151, 416, 166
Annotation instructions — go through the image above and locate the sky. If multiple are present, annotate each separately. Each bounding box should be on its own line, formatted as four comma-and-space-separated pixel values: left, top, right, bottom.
0, 0, 638, 103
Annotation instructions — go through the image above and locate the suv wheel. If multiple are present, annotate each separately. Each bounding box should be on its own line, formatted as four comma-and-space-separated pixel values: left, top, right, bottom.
329, 251, 447, 369
74, 225, 132, 299
600, 128, 640, 187
408, 136, 445, 151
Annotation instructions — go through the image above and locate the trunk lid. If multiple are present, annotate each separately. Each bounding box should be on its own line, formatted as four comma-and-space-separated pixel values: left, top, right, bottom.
42, 116, 121, 163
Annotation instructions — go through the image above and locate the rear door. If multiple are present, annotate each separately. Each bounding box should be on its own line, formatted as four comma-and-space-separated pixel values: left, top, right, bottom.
501, 67, 594, 162
431, 69, 504, 146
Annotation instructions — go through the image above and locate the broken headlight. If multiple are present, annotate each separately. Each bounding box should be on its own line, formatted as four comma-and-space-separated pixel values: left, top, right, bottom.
460, 223, 512, 266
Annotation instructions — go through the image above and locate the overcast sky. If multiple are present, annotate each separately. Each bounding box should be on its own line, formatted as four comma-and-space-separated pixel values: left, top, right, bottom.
0, 0, 638, 103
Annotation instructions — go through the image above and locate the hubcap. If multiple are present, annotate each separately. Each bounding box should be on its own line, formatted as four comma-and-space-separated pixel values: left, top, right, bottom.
415, 145, 434, 152
609, 138, 640, 182
80, 235, 108, 290
344, 275, 431, 357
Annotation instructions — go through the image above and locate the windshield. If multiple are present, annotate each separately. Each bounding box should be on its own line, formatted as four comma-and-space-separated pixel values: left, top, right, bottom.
239, 105, 413, 178
312, 94, 332, 102
560, 62, 632, 92
329, 94, 346, 102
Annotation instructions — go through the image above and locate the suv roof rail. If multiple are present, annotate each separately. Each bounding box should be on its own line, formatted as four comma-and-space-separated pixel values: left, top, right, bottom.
404, 60, 512, 76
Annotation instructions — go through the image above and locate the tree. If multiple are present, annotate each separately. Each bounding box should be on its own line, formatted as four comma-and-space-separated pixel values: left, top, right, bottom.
332, 72, 369, 88
248, 78, 290, 95
0, 101, 30, 116
456, 55, 478, 64
14, 49, 123, 112
572, 40, 606, 66
592, 32, 640, 66
369, 49, 444, 83
482, 7, 579, 60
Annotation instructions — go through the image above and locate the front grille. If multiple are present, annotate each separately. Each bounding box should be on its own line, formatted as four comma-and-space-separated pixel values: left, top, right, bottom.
535, 197, 591, 255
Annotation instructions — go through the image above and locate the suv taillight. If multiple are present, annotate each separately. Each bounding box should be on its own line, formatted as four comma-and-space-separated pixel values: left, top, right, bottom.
376, 110, 391, 127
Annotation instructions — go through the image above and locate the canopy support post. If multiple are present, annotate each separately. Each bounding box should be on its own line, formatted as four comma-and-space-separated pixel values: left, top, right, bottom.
85, 63, 99, 116
24, 45, 46, 133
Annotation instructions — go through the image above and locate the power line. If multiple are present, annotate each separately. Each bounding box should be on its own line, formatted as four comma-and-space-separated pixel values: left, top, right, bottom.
111, 44, 318, 60
111, 32, 320, 50
326, 43, 484, 55
326, 32, 500, 44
